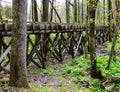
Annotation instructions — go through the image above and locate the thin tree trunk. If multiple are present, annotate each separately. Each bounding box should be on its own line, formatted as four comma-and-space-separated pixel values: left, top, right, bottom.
9, 0, 30, 88
103, 0, 106, 25
49, 0, 62, 23
41, 0, 49, 69
74, 0, 77, 23
106, 0, 120, 69
78, 0, 80, 23
108, 0, 113, 41
50, 0, 54, 22
66, 0, 70, 23
81, 0, 84, 23
0, 3, 2, 56
32, 0, 38, 21
0, 2, 2, 20
85, 0, 89, 58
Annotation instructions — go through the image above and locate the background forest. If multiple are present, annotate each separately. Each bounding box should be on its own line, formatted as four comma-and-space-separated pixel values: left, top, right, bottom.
0, 0, 120, 92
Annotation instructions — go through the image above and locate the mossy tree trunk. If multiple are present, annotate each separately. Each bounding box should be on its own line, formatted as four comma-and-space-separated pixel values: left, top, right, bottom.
106, 0, 120, 69
107, 0, 113, 41
88, 0, 103, 79
9, 0, 30, 88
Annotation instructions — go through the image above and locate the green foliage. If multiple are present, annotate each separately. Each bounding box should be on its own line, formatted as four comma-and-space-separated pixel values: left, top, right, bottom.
106, 35, 120, 51
70, 59, 79, 66
78, 76, 89, 82
116, 83, 120, 91
58, 83, 68, 91
72, 68, 83, 75
1, 5, 12, 19
61, 55, 120, 91
31, 84, 54, 92
50, 33, 56, 40
96, 56, 120, 76
45, 68, 56, 76
90, 79, 108, 92
28, 35, 35, 54
62, 65, 73, 75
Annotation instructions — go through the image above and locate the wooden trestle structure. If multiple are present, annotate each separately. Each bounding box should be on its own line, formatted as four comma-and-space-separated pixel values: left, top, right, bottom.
0, 21, 109, 72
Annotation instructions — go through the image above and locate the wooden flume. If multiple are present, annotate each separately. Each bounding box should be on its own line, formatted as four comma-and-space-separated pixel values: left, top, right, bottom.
0, 21, 109, 72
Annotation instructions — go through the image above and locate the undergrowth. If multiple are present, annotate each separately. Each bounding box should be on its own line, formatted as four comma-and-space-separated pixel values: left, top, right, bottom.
29, 55, 120, 92
1, 55, 120, 92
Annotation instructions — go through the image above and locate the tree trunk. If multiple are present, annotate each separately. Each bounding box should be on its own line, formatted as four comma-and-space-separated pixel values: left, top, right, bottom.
0, 3, 2, 56
103, 0, 106, 25
0, 2, 2, 20
50, 0, 54, 22
49, 0, 62, 22
9, 0, 30, 88
88, 0, 104, 79
108, 0, 113, 41
84, 0, 89, 58
106, 0, 120, 69
78, 0, 80, 23
74, 0, 78, 23
66, 0, 70, 23
31, 0, 38, 21
81, 0, 84, 23
41, 0, 49, 68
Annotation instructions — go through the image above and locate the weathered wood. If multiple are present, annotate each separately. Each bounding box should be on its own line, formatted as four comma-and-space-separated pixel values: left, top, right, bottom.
0, 21, 109, 72
0, 22, 108, 36
0, 46, 11, 62
75, 33, 83, 56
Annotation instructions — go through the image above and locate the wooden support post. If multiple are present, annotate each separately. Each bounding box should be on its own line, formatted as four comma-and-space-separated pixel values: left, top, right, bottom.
0, 46, 11, 62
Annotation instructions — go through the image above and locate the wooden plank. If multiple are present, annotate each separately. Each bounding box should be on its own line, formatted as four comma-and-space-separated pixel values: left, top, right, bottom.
0, 46, 11, 62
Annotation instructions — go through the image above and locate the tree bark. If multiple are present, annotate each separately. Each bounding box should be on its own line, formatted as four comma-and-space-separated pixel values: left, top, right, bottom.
78, 0, 80, 23
103, 0, 106, 25
74, 0, 78, 23
50, 0, 54, 22
88, 0, 104, 79
0, 2, 2, 20
31, 0, 38, 21
106, 0, 120, 69
9, 0, 30, 88
84, 0, 89, 58
81, 0, 84, 23
40, 0, 49, 68
66, 0, 70, 23
49, 0, 62, 22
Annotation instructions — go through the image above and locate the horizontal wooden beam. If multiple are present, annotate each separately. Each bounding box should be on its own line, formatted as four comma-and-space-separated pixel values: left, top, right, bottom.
0, 21, 108, 36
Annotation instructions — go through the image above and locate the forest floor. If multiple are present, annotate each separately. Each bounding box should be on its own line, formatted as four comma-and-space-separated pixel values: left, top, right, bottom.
0, 43, 120, 92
